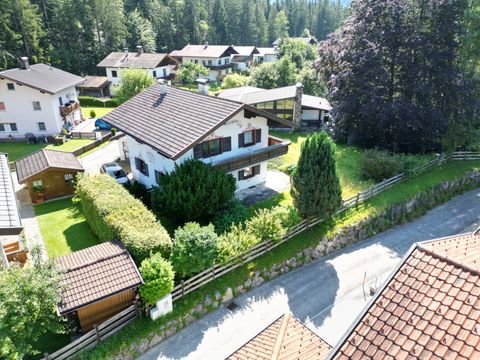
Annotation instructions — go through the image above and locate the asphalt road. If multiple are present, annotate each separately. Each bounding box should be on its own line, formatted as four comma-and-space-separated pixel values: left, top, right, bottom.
138, 188, 480, 360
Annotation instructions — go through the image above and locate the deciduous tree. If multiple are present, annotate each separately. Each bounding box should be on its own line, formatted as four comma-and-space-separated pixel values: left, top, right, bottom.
114, 68, 155, 103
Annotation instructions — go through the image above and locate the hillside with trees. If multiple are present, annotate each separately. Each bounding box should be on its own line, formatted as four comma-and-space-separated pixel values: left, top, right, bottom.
0, 0, 347, 75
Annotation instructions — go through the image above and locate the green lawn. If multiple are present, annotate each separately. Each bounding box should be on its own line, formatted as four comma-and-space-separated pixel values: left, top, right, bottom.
81, 106, 115, 119
46, 138, 94, 152
34, 198, 100, 258
0, 142, 47, 161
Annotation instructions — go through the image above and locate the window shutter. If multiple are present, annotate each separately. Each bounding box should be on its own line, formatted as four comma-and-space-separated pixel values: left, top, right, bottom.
238, 133, 244, 148
255, 129, 262, 144
222, 137, 232, 152
253, 165, 261, 176
193, 144, 203, 159
238, 170, 244, 181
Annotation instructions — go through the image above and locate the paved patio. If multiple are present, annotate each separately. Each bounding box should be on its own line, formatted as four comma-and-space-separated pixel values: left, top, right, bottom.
236, 170, 290, 206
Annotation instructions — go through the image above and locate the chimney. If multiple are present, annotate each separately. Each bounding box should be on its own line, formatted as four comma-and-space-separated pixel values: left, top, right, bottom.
293, 83, 304, 126
196, 78, 210, 95
19, 57, 30, 70
204, 41, 209, 49
136, 45, 143, 55
158, 79, 168, 95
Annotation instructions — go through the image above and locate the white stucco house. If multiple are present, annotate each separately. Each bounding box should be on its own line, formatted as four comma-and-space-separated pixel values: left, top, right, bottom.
231, 46, 260, 72
170, 43, 238, 82
254, 47, 279, 64
0, 58, 84, 139
97, 46, 178, 93
102, 81, 295, 192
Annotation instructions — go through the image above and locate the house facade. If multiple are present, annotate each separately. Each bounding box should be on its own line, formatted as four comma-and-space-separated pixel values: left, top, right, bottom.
97, 46, 178, 92
231, 46, 260, 72
103, 82, 293, 192
0, 58, 84, 139
254, 47, 278, 64
170, 44, 238, 82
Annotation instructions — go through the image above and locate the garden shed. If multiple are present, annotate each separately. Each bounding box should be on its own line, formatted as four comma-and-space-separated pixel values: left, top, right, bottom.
14, 149, 84, 201
56, 241, 143, 331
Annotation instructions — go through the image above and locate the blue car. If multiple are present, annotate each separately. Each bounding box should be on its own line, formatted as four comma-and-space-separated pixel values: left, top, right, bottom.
95, 118, 112, 130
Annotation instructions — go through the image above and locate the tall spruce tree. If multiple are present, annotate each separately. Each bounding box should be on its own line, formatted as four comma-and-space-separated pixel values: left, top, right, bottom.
291, 131, 342, 219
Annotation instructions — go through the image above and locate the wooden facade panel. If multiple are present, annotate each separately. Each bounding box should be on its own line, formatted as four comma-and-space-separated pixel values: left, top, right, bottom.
77, 289, 135, 331
26, 169, 82, 200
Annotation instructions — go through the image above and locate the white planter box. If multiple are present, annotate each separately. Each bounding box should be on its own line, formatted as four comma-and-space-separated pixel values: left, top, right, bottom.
150, 293, 173, 320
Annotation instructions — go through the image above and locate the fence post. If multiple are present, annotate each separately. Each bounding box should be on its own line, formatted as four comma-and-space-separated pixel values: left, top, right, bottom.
134, 300, 141, 317
94, 324, 101, 343
44, 353, 49, 360
356, 192, 360, 206
181, 280, 185, 297
211, 266, 215, 280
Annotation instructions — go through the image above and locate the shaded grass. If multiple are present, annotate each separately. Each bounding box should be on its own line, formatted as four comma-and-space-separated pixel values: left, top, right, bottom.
26, 331, 71, 360
79, 160, 480, 360
34, 197, 100, 258
81, 106, 115, 119
0, 142, 47, 161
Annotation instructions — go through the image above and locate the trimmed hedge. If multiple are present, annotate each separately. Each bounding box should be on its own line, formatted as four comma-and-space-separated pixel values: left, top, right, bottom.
78, 96, 119, 108
139, 253, 175, 305
75, 174, 172, 263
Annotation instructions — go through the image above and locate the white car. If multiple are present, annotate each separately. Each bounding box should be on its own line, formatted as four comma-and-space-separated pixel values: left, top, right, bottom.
100, 162, 129, 185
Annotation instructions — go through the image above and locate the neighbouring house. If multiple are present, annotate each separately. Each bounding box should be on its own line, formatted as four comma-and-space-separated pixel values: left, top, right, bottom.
170, 43, 238, 82
0, 57, 84, 139
272, 36, 317, 47
231, 46, 260, 71
227, 313, 332, 360
97, 46, 178, 93
218, 84, 332, 127
327, 231, 480, 359
77, 75, 111, 98
0, 153, 27, 266
102, 81, 295, 191
56, 241, 143, 331
254, 47, 278, 64
14, 149, 84, 201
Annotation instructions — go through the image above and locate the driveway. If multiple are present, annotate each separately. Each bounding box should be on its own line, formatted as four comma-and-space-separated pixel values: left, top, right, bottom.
138, 188, 480, 360
76, 139, 123, 174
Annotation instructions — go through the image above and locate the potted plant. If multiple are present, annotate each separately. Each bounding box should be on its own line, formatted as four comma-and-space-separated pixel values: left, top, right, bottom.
32, 184, 45, 203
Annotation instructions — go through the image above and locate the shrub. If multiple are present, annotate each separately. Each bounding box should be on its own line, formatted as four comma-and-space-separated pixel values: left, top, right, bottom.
151, 159, 236, 224
221, 73, 249, 89
126, 181, 151, 208
212, 200, 248, 234
359, 149, 404, 182
139, 253, 174, 305
271, 205, 302, 230
114, 69, 155, 104
89, 109, 96, 118
75, 174, 172, 263
246, 208, 286, 243
171, 222, 218, 278
217, 224, 260, 263
78, 96, 119, 107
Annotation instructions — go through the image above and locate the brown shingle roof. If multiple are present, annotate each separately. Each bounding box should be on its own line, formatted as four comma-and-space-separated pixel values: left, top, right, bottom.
56, 241, 143, 314
328, 235, 480, 360
97, 52, 177, 69
233, 46, 260, 57
0, 64, 84, 94
102, 84, 295, 160
228, 313, 332, 360
15, 149, 84, 183
77, 75, 110, 89
0, 153, 22, 235
170, 44, 238, 58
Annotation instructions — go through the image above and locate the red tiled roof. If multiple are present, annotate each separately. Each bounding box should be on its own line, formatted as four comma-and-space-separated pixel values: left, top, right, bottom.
329, 235, 480, 360
228, 313, 332, 360
56, 241, 143, 314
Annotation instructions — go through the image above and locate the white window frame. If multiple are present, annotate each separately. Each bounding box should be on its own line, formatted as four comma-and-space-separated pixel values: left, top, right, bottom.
9, 123, 17, 132
32, 101, 41, 111
37, 122, 46, 131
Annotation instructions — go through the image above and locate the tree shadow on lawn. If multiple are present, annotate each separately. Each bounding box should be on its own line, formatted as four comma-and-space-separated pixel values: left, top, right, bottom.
63, 221, 100, 253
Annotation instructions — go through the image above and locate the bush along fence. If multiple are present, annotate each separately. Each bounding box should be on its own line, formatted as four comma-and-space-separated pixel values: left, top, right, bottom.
171, 152, 479, 302
78, 169, 480, 360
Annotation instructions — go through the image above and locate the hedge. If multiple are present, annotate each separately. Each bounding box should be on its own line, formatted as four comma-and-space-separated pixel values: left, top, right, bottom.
75, 174, 172, 262
78, 96, 119, 108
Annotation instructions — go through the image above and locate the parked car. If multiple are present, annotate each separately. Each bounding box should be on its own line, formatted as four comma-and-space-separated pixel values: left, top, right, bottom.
95, 118, 112, 130
100, 162, 129, 185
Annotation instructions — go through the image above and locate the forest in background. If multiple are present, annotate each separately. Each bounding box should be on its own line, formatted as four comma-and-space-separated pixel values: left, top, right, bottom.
0, 0, 347, 75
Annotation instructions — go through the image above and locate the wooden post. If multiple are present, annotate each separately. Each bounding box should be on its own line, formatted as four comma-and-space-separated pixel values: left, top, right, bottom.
134, 300, 141, 317
211, 267, 215, 280
181, 280, 185, 297
44, 352, 49, 360
356, 192, 360, 206
94, 324, 101, 343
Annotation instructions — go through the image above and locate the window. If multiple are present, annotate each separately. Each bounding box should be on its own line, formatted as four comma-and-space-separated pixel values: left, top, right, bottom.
32, 101, 41, 111
155, 170, 165, 184
64, 173, 74, 184
202, 60, 206, 65
201, 138, 221, 156
238, 129, 261, 148
7, 83, 14, 91
9, 123, 17, 132
152, 70, 157, 78
238, 165, 260, 180
194, 137, 231, 159
32, 180, 43, 188
243, 130, 254, 146
225, 58, 229, 65
0, 102, 5, 111
208, 60, 212, 66
134, 157, 149, 176
0, 124, 5, 132
37, 122, 46, 131
218, 60, 221, 65
111, 70, 118, 78
194, 59, 199, 64
163, 68, 167, 77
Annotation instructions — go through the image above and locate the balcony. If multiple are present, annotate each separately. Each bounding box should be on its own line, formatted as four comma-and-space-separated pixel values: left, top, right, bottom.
205, 63, 234, 70
214, 136, 290, 172
1, 237, 28, 266
60, 100, 80, 117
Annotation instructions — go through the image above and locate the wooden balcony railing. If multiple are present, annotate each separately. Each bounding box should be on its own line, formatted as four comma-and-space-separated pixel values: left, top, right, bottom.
60, 101, 80, 117
2, 238, 28, 265
214, 136, 290, 172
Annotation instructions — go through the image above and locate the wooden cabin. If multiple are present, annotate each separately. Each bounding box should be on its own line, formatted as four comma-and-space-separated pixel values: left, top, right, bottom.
56, 241, 143, 331
15, 149, 84, 201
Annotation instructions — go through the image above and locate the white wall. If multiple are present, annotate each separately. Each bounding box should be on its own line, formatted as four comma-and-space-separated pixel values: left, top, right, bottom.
0, 79, 77, 138
127, 111, 270, 191
181, 57, 232, 82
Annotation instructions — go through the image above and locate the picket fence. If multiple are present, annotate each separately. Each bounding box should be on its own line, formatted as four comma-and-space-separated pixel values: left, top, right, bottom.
171, 152, 479, 302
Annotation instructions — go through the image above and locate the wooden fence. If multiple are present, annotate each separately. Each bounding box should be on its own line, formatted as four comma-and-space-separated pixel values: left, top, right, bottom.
70, 132, 98, 140
43, 304, 140, 360
170, 152, 479, 302
72, 132, 112, 157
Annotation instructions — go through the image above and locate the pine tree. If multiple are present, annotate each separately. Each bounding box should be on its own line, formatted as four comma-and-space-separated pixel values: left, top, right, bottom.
126, 8, 156, 52
291, 131, 342, 219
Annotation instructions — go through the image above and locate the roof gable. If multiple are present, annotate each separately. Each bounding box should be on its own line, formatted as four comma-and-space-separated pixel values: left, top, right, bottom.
97, 52, 177, 69
0, 64, 84, 94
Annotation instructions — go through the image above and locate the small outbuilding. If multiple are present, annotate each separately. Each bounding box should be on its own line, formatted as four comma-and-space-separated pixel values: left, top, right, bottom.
15, 149, 84, 201
56, 241, 143, 331
77, 75, 111, 97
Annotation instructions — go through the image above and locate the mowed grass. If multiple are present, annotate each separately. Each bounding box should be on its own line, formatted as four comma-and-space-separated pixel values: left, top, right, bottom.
46, 138, 94, 152
270, 130, 373, 199
81, 106, 115, 119
0, 142, 47, 161
34, 197, 100, 258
